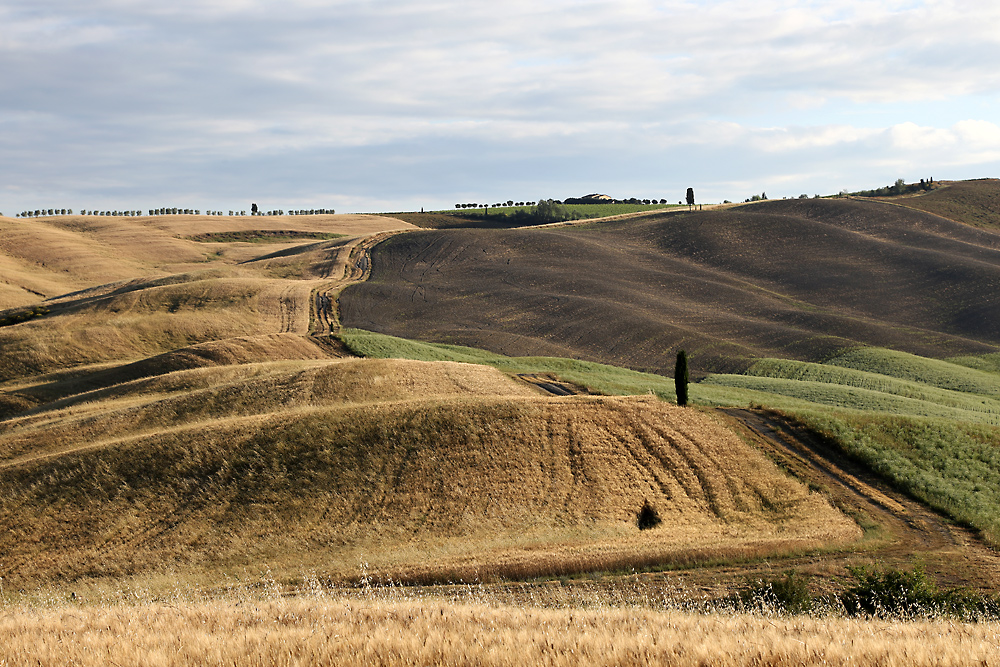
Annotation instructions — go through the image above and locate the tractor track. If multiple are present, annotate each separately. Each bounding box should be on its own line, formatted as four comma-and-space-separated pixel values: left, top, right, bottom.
716, 407, 1000, 592
309, 230, 406, 336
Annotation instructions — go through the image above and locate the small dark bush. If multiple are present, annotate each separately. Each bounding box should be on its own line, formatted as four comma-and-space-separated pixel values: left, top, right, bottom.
0, 305, 49, 328
637, 501, 661, 530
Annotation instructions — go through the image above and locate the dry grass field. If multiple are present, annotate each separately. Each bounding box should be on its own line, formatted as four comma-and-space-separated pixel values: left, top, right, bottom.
0, 213, 412, 383
0, 356, 857, 589
0, 212, 860, 593
0, 212, 410, 310
342, 191, 1000, 375
3, 592, 999, 667
889, 178, 1000, 230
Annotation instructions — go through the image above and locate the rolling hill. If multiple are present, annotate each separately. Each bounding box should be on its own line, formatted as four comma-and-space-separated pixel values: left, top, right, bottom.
0, 213, 410, 386
343, 192, 1000, 376
888, 178, 1000, 231
0, 356, 857, 588
0, 210, 860, 591
2, 185, 1000, 595
0, 213, 407, 310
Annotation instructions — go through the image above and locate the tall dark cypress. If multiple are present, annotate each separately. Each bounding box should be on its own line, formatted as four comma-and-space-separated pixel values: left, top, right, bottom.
675, 350, 689, 407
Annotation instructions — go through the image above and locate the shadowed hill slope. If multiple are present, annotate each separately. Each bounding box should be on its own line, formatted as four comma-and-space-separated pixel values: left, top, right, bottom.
0, 357, 857, 587
341, 197, 1000, 376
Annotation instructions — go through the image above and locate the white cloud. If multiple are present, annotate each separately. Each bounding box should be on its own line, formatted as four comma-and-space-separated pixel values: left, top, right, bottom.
955, 119, 1000, 147
890, 122, 957, 151
3, 0, 1000, 212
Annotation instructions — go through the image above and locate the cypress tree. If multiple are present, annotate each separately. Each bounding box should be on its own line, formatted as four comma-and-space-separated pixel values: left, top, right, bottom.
674, 350, 689, 407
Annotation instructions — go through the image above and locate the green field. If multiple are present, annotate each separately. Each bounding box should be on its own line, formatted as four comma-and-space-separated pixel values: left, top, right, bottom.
339, 328, 682, 398
788, 409, 1000, 546
702, 349, 1000, 546
704, 357, 1000, 424
342, 329, 1000, 548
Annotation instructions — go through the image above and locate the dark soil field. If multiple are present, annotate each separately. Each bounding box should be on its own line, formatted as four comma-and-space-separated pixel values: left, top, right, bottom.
381, 211, 535, 229
341, 196, 1000, 376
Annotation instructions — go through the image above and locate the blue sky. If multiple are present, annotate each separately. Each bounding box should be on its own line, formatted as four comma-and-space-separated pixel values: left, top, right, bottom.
2, 0, 999, 214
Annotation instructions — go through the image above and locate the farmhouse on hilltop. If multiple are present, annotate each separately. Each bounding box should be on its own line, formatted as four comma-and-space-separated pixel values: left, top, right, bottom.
563, 194, 616, 204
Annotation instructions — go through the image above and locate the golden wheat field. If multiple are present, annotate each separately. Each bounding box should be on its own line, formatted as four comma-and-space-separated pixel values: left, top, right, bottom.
0, 212, 859, 590
2, 592, 998, 667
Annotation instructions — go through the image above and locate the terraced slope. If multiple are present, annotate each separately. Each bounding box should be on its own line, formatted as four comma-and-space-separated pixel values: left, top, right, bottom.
341, 196, 1000, 375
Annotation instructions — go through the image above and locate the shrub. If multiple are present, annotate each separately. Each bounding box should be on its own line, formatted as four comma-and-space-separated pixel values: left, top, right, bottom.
636, 501, 661, 530
739, 571, 813, 614
838, 564, 1000, 619
0, 305, 49, 328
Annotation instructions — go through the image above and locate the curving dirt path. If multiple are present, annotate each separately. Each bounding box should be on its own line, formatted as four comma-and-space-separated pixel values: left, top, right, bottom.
716, 408, 1000, 592
309, 231, 407, 336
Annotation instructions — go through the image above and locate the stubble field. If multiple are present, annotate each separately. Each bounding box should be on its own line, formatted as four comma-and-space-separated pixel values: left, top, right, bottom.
345, 195, 1000, 376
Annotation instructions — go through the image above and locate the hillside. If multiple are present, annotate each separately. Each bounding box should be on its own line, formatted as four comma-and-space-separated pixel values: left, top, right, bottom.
2, 198, 999, 598
0, 211, 863, 591
0, 212, 409, 310
0, 213, 411, 384
341, 196, 1000, 376
888, 178, 1000, 231
0, 357, 857, 587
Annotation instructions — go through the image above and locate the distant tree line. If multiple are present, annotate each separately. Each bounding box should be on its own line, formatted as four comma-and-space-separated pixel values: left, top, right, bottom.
455, 200, 527, 209
563, 197, 670, 205
13, 207, 335, 218
849, 178, 934, 198
451, 199, 585, 223
502, 199, 583, 224
17, 208, 74, 217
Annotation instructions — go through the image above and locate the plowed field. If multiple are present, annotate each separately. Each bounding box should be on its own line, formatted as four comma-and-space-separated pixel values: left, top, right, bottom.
342, 195, 1000, 376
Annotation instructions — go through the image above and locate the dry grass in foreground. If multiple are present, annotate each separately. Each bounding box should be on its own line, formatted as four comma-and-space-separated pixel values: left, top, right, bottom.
2, 593, 998, 666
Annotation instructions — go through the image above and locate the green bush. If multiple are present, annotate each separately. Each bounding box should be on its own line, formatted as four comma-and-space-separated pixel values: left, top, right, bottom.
838, 564, 1000, 620
738, 571, 813, 614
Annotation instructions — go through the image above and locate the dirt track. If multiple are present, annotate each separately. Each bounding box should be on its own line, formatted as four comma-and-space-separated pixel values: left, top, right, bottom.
310, 230, 407, 335
714, 408, 1000, 592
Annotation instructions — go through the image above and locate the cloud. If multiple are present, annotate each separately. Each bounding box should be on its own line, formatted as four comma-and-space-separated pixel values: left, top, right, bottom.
2, 0, 1000, 212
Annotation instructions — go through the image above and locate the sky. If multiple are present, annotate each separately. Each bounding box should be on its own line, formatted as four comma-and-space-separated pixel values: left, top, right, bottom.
2, 0, 999, 215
